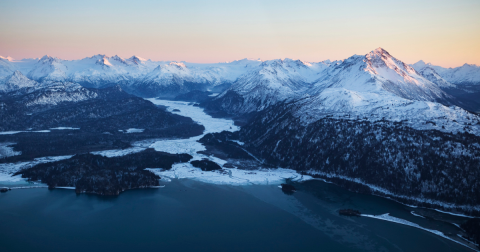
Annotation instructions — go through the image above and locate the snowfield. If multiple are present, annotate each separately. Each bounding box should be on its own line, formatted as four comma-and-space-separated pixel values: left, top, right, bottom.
0, 142, 21, 158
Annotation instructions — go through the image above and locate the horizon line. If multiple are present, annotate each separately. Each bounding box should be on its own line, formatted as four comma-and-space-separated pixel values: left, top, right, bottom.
1, 52, 478, 69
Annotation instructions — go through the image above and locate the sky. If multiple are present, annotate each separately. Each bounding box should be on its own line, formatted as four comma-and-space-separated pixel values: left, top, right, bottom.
1, 0, 479, 67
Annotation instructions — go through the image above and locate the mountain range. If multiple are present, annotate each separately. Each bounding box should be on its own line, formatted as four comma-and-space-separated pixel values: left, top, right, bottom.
1, 49, 479, 108
1, 48, 480, 214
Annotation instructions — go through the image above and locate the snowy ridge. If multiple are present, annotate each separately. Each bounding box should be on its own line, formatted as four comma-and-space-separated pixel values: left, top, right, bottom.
417, 66, 456, 88
293, 87, 480, 136
412, 61, 480, 86
311, 48, 451, 102
0, 71, 37, 92
212, 58, 332, 114
0, 55, 265, 96
282, 48, 480, 135
22, 82, 98, 107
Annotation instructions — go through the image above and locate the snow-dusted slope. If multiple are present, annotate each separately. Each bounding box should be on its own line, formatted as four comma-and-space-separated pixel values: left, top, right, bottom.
294, 88, 479, 135
311, 48, 452, 103
21, 82, 98, 107
290, 48, 478, 135
412, 61, 480, 86
0, 55, 265, 97
130, 62, 208, 97
26, 55, 68, 82
0, 56, 17, 78
128, 59, 264, 97
416, 67, 455, 89
1, 50, 478, 102
0, 71, 38, 92
209, 58, 331, 114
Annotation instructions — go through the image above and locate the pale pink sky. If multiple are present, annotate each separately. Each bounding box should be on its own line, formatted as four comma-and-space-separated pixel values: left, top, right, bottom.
1, 0, 479, 68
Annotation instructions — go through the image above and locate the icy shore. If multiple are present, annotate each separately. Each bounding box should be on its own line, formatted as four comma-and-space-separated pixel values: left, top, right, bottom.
362, 213, 478, 251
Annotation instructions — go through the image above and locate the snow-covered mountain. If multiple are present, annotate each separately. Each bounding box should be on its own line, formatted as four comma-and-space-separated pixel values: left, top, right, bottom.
26, 55, 68, 82
207, 58, 332, 114
209, 47, 473, 133
0, 71, 37, 93
412, 61, 480, 86
0, 49, 478, 113
412, 60, 480, 112
0, 55, 267, 98
311, 48, 452, 102
416, 66, 455, 89
234, 48, 480, 214
289, 48, 478, 135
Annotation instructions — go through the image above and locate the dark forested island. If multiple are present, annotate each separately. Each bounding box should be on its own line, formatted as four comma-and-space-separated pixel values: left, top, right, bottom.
14, 149, 192, 195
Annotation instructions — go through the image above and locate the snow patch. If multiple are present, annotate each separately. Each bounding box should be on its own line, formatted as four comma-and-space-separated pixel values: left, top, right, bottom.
125, 128, 144, 133
0, 155, 73, 182
410, 211, 425, 218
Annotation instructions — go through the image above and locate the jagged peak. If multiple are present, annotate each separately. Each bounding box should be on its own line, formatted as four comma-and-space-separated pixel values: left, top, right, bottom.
12, 70, 24, 76
127, 55, 146, 64
6, 70, 35, 83
92, 54, 108, 59
368, 47, 393, 59
95, 57, 112, 67
260, 58, 310, 68
110, 55, 124, 61
462, 63, 478, 67
39, 55, 60, 63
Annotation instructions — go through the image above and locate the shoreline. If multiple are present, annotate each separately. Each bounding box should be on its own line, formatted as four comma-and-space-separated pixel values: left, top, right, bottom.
362, 213, 479, 251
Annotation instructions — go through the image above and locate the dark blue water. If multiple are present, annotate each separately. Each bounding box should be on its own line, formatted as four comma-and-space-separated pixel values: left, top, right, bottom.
0, 179, 474, 252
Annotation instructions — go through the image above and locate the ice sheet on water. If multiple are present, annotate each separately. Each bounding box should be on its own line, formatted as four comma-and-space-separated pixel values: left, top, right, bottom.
145, 99, 239, 134
362, 213, 476, 251
0, 131, 22, 135
410, 211, 425, 218
125, 128, 144, 133
146, 164, 312, 186
50, 127, 80, 130
0, 130, 51, 135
